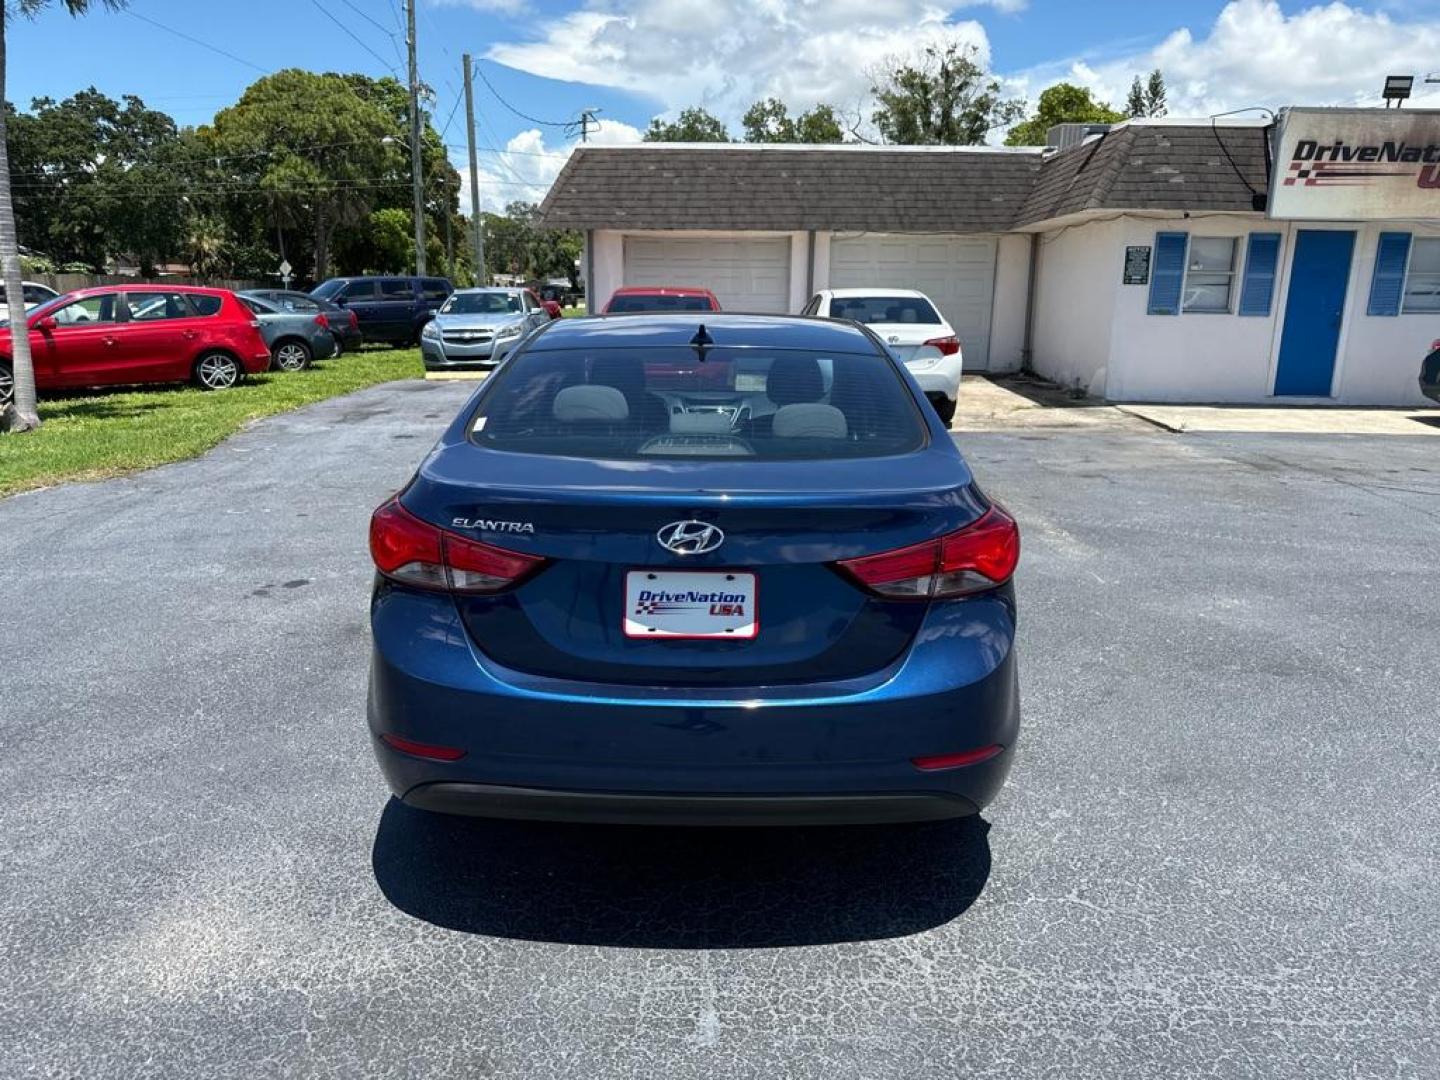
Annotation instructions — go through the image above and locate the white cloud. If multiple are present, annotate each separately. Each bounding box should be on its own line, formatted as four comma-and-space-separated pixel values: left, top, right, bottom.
457, 118, 644, 215
1010, 0, 1440, 120
486, 1, 998, 129
431, 0, 527, 15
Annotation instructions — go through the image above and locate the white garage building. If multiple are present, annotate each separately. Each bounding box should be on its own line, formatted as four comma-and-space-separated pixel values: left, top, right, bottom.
540, 109, 1440, 405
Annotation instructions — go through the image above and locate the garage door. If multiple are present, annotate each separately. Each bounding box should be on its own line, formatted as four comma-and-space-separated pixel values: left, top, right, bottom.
623, 236, 791, 313
830, 235, 997, 369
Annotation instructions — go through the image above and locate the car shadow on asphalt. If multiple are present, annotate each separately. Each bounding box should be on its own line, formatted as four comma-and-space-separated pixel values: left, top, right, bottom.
371, 798, 991, 948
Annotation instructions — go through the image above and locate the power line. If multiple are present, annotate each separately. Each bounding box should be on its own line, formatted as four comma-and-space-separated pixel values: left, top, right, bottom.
310, 0, 401, 76
472, 61, 570, 128
124, 10, 268, 74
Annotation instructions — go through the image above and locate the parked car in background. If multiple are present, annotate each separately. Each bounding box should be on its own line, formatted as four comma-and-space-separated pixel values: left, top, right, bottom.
0, 286, 269, 404
419, 287, 551, 371
603, 286, 720, 314
1421, 339, 1440, 403
0, 280, 60, 325
803, 288, 963, 425
244, 288, 362, 353
539, 279, 580, 308
367, 313, 1021, 825
236, 291, 338, 371
310, 275, 452, 346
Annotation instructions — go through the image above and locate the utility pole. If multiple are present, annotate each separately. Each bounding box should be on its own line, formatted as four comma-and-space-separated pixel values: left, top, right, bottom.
579, 108, 600, 143
464, 53, 485, 286
406, 0, 427, 274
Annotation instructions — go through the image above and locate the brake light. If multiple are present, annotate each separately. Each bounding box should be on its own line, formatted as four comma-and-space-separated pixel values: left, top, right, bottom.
923, 335, 961, 356
369, 498, 547, 593
349, 310, 359, 329
314, 313, 330, 329
835, 506, 1019, 599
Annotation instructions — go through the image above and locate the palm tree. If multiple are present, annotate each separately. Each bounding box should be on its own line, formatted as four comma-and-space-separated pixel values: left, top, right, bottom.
1, 0, 123, 433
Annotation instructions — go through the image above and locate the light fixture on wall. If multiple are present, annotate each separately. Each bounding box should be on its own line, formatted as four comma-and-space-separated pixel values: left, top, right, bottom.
1383, 75, 1414, 108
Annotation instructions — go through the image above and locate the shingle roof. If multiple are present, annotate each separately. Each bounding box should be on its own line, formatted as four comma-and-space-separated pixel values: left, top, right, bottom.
538, 145, 1047, 233
1014, 124, 1271, 227
537, 124, 1274, 233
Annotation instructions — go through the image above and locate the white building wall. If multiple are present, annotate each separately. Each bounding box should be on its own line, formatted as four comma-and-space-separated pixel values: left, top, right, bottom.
589, 229, 624, 314
1031, 218, 1120, 395
1034, 213, 1440, 405
1106, 215, 1280, 403
989, 234, 1031, 374
1334, 221, 1440, 406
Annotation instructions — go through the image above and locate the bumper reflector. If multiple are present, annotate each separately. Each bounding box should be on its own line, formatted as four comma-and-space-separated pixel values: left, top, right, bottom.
911, 744, 1004, 772
380, 733, 467, 761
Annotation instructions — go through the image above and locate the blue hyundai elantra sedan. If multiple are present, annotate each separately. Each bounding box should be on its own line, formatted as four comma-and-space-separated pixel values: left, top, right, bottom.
367, 313, 1019, 825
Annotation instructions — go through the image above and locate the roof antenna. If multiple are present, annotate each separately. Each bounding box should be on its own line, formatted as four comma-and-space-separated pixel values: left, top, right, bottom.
689, 323, 714, 360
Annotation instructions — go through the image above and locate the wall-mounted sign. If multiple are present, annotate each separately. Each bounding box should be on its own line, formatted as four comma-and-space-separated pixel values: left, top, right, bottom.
1269, 106, 1440, 221
1123, 245, 1151, 284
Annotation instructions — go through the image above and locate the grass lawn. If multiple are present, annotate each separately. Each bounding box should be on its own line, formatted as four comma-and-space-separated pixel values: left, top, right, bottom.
0, 348, 423, 498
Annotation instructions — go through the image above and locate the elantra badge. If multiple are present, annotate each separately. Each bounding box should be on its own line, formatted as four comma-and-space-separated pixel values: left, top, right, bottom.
656, 520, 724, 555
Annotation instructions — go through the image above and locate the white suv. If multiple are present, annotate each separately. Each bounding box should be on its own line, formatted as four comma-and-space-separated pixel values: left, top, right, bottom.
802, 288, 962, 424
0, 280, 60, 325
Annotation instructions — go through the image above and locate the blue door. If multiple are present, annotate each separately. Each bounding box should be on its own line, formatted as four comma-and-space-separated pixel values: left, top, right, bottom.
1274, 229, 1355, 396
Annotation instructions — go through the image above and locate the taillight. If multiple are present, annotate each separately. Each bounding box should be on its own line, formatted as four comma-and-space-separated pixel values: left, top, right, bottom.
369, 498, 546, 594
314, 313, 330, 329
923, 335, 961, 356
835, 506, 1019, 600
349, 310, 359, 329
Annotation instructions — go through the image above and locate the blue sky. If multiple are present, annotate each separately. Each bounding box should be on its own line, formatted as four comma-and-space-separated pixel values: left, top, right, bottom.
10, 0, 1440, 212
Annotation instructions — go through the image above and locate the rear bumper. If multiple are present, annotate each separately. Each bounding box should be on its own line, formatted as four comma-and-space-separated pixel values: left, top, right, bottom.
400, 780, 981, 826
368, 587, 1019, 825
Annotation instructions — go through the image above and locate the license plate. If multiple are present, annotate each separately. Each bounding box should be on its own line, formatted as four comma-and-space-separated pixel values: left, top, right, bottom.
624, 570, 757, 639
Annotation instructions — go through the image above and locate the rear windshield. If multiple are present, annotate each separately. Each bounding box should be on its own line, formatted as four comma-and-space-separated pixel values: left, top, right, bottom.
609, 293, 714, 313
469, 346, 925, 460
830, 296, 940, 325
311, 280, 345, 300
443, 292, 521, 315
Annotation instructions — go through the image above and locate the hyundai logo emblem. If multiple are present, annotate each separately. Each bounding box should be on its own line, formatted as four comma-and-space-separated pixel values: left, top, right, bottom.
656, 520, 724, 555
888, 334, 901, 344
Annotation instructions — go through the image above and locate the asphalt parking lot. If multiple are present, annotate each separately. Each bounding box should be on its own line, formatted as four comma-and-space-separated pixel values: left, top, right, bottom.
3, 380, 1437, 1078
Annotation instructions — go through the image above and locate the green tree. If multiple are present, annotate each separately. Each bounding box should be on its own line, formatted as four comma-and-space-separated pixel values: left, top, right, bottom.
869, 41, 1023, 145
1126, 77, 1146, 118
1, 0, 125, 433
1145, 70, 1167, 118
7, 88, 185, 271
1127, 70, 1167, 118
741, 98, 845, 143
644, 107, 730, 142
1005, 83, 1126, 146
207, 70, 398, 282
367, 207, 413, 272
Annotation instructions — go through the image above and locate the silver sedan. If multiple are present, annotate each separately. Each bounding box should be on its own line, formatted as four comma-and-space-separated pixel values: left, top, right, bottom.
420, 287, 550, 371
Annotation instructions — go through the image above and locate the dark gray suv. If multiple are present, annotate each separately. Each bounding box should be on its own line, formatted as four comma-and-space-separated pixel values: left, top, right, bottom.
311, 275, 453, 346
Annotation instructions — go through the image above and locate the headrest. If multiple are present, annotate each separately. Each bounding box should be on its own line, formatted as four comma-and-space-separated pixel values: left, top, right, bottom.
553, 384, 629, 422
772, 402, 847, 439
767, 356, 825, 406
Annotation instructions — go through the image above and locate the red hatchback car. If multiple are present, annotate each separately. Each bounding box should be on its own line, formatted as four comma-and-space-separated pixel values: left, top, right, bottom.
602, 286, 721, 314
0, 285, 271, 404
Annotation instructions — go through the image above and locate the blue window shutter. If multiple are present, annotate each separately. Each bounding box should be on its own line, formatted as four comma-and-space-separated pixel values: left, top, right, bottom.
1238, 233, 1281, 316
1148, 232, 1188, 315
1368, 232, 1411, 316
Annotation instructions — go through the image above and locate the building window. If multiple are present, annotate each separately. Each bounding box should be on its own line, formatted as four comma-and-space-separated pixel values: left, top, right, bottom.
1182, 237, 1237, 313
1403, 238, 1440, 313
